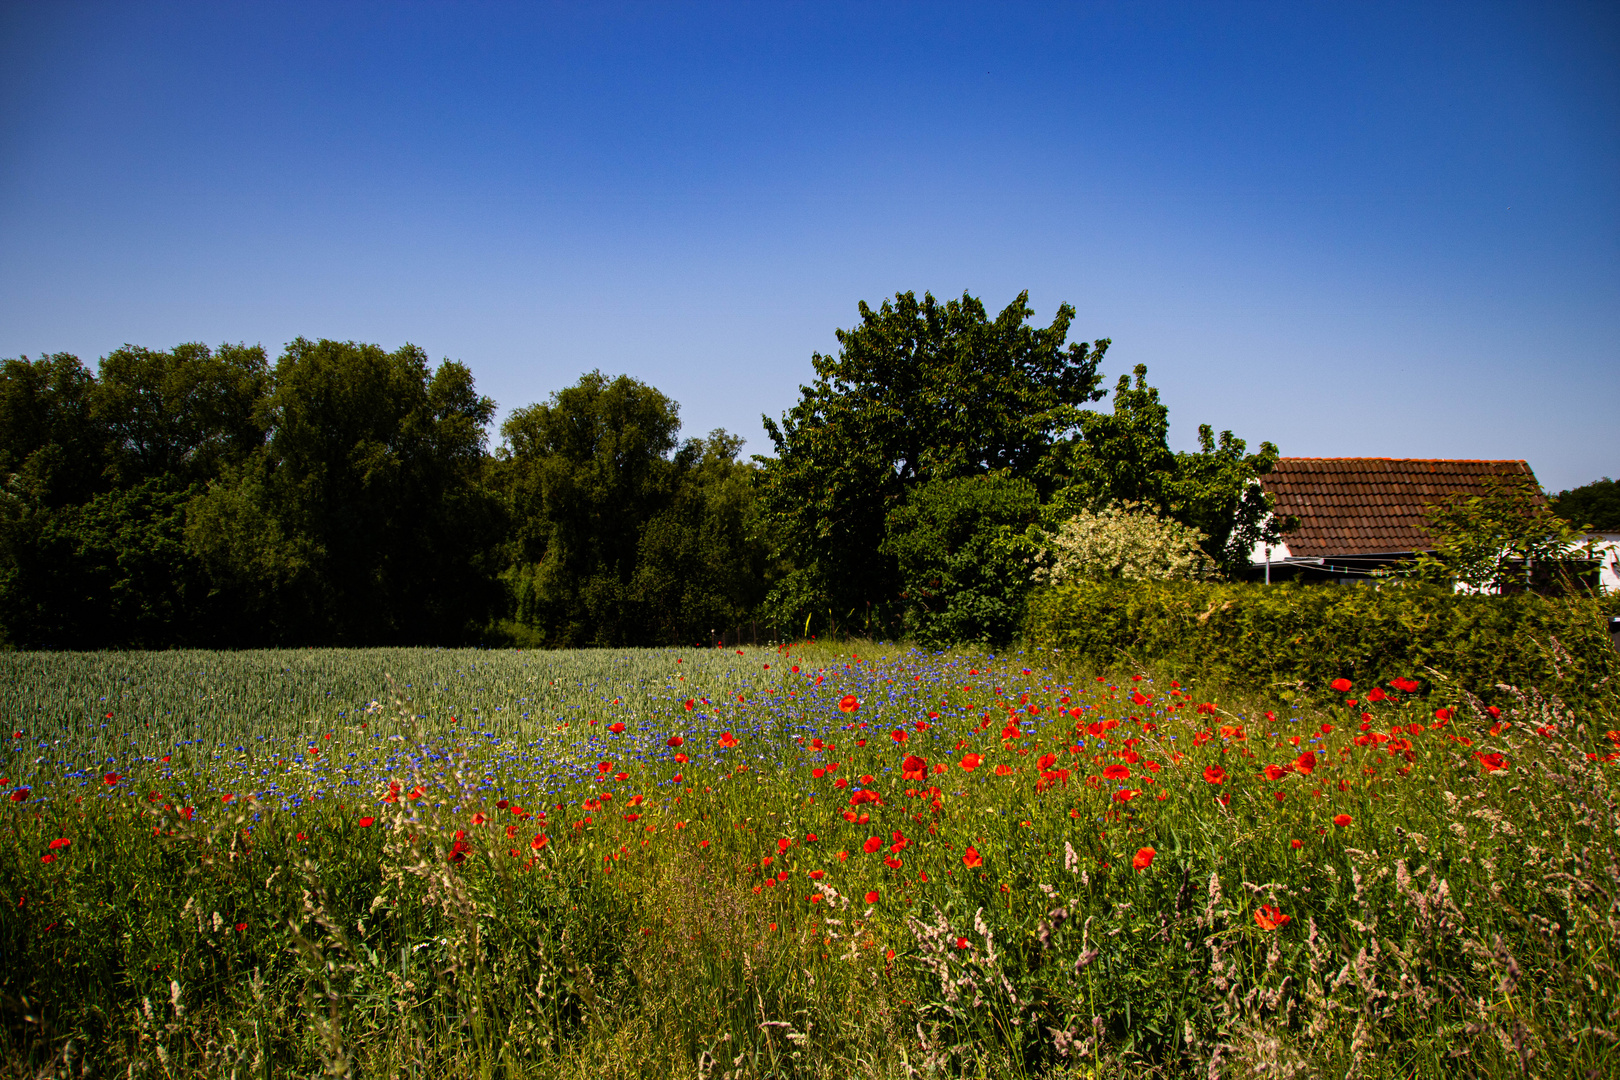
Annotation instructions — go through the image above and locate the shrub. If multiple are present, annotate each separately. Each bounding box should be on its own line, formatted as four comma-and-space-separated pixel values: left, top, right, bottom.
1025, 578, 1620, 705
1031, 502, 1210, 586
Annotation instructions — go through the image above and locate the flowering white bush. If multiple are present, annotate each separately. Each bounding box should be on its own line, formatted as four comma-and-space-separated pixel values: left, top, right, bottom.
1032, 502, 1210, 585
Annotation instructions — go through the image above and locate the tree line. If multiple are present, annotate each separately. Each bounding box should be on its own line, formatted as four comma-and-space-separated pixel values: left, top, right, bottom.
1, 290, 1290, 649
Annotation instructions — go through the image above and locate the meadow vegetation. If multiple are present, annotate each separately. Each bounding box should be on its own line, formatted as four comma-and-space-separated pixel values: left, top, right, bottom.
3, 641, 1617, 1078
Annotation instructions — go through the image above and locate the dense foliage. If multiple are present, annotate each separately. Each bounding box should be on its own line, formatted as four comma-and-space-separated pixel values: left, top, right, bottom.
1025, 578, 1619, 707
3, 643, 1617, 1078
1552, 476, 1620, 531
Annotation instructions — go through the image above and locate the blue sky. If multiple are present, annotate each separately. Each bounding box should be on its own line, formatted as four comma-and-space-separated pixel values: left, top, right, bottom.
2, 1, 1615, 491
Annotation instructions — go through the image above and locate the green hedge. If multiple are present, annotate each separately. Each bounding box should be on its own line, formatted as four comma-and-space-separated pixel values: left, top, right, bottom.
1025, 579, 1620, 705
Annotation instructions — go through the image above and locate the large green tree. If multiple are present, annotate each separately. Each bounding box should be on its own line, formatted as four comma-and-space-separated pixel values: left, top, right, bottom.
1552, 477, 1620, 532
188, 339, 504, 644
1045, 364, 1283, 578
757, 290, 1108, 634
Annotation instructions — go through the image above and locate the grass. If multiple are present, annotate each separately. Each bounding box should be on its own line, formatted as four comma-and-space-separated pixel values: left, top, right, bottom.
2, 639, 1618, 1078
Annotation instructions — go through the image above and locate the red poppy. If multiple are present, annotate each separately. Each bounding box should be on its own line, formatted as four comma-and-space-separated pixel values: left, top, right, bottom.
901, 754, 927, 780
994, 763, 1014, 776
41, 853, 56, 864
667, 735, 684, 747
1103, 764, 1131, 780
48, 838, 70, 850
839, 696, 860, 713
956, 937, 970, 950
1290, 838, 1303, 849
718, 732, 739, 748
863, 836, 883, 854
959, 753, 982, 771
1475, 752, 1508, 772
1112, 789, 1140, 803
890, 729, 908, 744
1433, 708, 1453, 721
103, 772, 120, 786
683, 699, 695, 711
1294, 751, 1317, 775
1332, 814, 1352, 827
1130, 846, 1155, 871
962, 845, 983, 869
1330, 678, 1352, 692
865, 891, 880, 904
1254, 904, 1291, 931
358, 817, 375, 827
9, 789, 28, 802
234, 922, 248, 933
609, 722, 625, 734
179, 806, 194, 821
1263, 764, 1287, 781
1203, 765, 1226, 785
531, 834, 549, 850
808, 869, 825, 880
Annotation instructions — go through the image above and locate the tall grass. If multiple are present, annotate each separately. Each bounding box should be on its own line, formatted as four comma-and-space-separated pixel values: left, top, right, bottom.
2, 641, 1617, 1078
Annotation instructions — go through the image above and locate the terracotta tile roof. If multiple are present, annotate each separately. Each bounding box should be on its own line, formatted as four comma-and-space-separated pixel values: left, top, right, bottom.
1259, 458, 1541, 559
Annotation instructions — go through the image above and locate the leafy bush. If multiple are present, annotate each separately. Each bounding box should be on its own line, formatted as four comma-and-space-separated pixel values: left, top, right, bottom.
1025, 578, 1620, 705
1031, 502, 1210, 586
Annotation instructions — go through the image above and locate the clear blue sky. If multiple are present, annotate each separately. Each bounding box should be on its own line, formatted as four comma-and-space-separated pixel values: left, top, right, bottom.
2, 1, 1615, 491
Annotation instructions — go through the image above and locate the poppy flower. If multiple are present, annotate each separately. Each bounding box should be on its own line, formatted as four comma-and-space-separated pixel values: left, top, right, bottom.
1203, 765, 1226, 785
1294, 751, 1317, 775
956, 937, 970, 950
1132, 846, 1155, 870
48, 838, 70, 850
40, 853, 56, 864
962, 845, 983, 869
718, 732, 739, 748
1254, 904, 1291, 931
683, 699, 695, 711
1475, 752, 1508, 772
890, 728, 908, 744
1103, 764, 1131, 780
1433, 708, 1453, 722
863, 836, 883, 854
839, 696, 860, 713
960, 753, 982, 771
103, 772, 120, 786
808, 869, 825, 880
358, 817, 375, 827
1263, 764, 1287, 781
1112, 789, 1140, 803
1332, 814, 1352, 827
1290, 838, 1303, 849
9, 789, 28, 802
470, 812, 488, 826
1330, 678, 1352, 693
994, 764, 1014, 776
609, 722, 625, 734
234, 922, 248, 933
179, 807, 194, 821
865, 891, 880, 905
667, 735, 684, 747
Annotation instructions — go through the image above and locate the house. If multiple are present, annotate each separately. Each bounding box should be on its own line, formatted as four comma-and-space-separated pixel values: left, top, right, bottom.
1245, 457, 1614, 589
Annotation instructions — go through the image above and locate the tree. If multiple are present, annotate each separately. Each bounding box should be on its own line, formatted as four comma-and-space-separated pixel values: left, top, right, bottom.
495, 371, 685, 646
1044, 364, 1282, 577
757, 290, 1108, 634
881, 471, 1041, 648
189, 338, 504, 644
93, 343, 267, 486
1411, 473, 1593, 593
1551, 477, 1620, 532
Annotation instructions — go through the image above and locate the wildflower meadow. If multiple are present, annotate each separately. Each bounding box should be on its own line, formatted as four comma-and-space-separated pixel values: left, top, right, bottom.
2, 642, 1617, 1078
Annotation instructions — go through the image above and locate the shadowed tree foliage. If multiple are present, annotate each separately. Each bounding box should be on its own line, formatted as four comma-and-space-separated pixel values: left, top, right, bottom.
757, 290, 1109, 636
188, 338, 505, 644
494, 372, 770, 647
1552, 477, 1620, 532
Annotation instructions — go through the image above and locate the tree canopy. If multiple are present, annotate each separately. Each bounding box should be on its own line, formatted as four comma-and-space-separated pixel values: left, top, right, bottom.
757, 290, 1108, 633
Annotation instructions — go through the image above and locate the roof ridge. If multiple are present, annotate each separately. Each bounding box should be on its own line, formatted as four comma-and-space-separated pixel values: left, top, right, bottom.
1272, 457, 1529, 465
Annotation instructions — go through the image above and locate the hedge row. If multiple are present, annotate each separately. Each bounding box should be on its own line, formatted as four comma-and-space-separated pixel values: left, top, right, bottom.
1024, 579, 1620, 706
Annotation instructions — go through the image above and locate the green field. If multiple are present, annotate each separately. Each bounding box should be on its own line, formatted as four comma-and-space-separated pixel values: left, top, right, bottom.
2, 643, 1617, 1079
